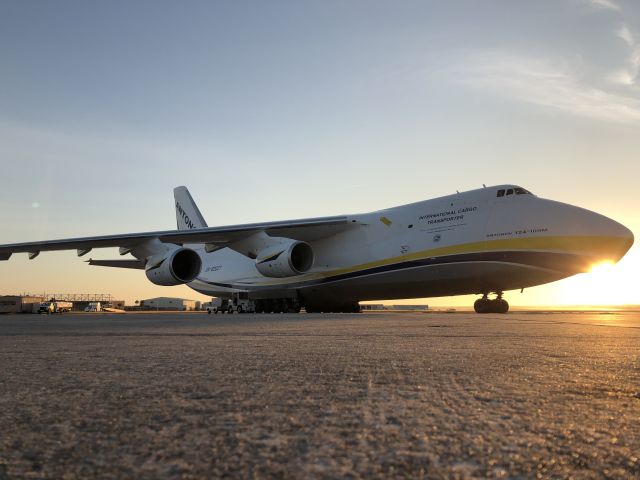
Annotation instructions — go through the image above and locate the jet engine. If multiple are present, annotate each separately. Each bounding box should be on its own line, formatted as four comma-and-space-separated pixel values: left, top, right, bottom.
255, 240, 314, 278
145, 248, 202, 286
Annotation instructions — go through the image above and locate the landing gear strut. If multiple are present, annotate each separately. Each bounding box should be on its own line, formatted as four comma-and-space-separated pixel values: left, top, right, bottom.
474, 292, 509, 314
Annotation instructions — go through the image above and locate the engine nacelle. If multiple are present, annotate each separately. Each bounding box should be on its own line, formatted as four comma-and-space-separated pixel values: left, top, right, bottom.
255, 240, 314, 278
145, 248, 202, 286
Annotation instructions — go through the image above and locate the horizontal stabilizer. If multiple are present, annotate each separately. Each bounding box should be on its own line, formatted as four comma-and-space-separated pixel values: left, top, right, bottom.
87, 259, 146, 270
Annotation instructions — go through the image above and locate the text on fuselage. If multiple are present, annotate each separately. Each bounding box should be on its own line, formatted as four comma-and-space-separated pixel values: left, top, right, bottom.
419, 206, 478, 225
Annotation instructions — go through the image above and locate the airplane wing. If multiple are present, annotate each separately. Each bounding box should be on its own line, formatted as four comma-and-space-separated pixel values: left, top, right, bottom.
0, 215, 351, 260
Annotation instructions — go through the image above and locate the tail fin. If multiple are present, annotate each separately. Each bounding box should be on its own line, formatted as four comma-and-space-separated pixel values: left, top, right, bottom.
174, 186, 208, 230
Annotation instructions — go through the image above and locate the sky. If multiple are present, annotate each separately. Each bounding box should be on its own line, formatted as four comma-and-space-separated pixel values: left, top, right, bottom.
0, 0, 639, 307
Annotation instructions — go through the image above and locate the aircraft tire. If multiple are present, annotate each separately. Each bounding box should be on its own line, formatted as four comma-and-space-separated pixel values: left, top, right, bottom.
498, 299, 509, 314
474, 299, 488, 313
474, 298, 509, 314
265, 300, 274, 313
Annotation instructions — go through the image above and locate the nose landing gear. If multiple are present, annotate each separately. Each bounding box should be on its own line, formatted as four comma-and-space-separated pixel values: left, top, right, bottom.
474, 292, 509, 314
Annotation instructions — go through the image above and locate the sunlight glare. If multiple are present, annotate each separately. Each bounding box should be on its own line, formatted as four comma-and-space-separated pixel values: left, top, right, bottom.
589, 261, 615, 274
553, 257, 636, 306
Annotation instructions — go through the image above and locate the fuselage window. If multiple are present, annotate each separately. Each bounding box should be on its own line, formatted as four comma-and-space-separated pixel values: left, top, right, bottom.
506, 189, 514, 196
497, 189, 505, 197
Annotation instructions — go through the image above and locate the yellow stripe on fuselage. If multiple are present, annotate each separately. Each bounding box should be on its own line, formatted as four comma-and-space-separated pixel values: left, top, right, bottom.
236, 235, 631, 287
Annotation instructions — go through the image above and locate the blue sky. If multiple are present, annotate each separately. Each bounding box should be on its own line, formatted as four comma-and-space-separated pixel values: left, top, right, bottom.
1, 1, 639, 305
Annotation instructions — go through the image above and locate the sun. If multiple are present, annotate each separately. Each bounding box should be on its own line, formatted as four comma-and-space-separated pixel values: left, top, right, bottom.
589, 261, 616, 275
552, 257, 637, 306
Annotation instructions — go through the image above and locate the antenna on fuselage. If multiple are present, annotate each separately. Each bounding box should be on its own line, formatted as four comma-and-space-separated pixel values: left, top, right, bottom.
482, 184, 486, 188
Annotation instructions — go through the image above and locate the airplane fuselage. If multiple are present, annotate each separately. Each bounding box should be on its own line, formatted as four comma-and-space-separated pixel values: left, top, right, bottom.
187, 185, 633, 309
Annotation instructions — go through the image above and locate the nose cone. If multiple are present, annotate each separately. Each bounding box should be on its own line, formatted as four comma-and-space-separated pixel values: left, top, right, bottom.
565, 205, 634, 263
606, 219, 634, 262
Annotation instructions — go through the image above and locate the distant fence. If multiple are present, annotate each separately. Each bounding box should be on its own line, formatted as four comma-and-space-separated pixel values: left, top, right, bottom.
20, 293, 114, 302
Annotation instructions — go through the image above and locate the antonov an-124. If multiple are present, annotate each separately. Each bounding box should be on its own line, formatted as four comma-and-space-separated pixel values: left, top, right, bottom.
0, 185, 633, 313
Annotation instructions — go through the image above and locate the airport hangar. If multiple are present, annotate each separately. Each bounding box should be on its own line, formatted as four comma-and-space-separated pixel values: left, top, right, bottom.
139, 297, 201, 311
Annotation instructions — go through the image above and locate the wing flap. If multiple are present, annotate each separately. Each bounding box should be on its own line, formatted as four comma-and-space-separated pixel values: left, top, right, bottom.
87, 259, 146, 269
87, 258, 144, 270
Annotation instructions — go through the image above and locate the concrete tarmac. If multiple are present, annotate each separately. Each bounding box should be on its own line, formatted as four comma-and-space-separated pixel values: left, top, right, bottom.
1, 311, 639, 479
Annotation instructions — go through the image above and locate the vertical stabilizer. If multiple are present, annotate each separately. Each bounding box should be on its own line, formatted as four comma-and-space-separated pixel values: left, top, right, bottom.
174, 186, 208, 230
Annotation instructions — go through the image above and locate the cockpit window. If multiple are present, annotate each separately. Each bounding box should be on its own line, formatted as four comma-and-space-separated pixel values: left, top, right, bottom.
497, 186, 533, 199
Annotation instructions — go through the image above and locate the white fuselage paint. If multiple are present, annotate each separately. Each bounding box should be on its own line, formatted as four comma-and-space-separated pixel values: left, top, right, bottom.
183, 185, 633, 305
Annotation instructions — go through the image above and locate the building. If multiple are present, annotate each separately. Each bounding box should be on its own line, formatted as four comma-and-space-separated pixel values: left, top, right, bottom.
0, 296, 45, 314
360, 304, 386, 311
360, 304, 429, 311
390, 305, 429, 311
17, 293, 124, 311
140, 297, 198, 311
72, 299, 125, 311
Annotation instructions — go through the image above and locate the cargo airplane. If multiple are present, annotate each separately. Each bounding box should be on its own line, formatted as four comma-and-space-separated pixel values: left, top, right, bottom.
0, 185, 633, 313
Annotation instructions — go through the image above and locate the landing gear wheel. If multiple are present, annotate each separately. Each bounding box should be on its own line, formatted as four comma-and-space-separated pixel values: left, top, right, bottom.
265, 300, 274, 314
474, 298, 488, 314
474, 294, 509, 314
255, 300, 264, 313
497, 299, 509, 314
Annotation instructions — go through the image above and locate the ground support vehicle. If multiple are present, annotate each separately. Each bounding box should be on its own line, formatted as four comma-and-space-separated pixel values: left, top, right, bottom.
84, 302, 102, 312
38, 301, 73, 314
207, 293, 255, 314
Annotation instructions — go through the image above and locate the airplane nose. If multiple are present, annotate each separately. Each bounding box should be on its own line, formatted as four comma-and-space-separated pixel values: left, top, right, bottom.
583, 210, 634, 263
609, 220, 634, 260
545, 201, 635, 268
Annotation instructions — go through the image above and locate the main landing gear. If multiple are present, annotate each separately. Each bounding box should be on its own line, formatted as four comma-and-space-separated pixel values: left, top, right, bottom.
254, 298, 302, 314
474, 292, 509, 314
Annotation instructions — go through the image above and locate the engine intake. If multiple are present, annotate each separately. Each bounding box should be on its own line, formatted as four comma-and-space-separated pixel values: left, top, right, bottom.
255, 241, 313, 278
145, 248, 202, 286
